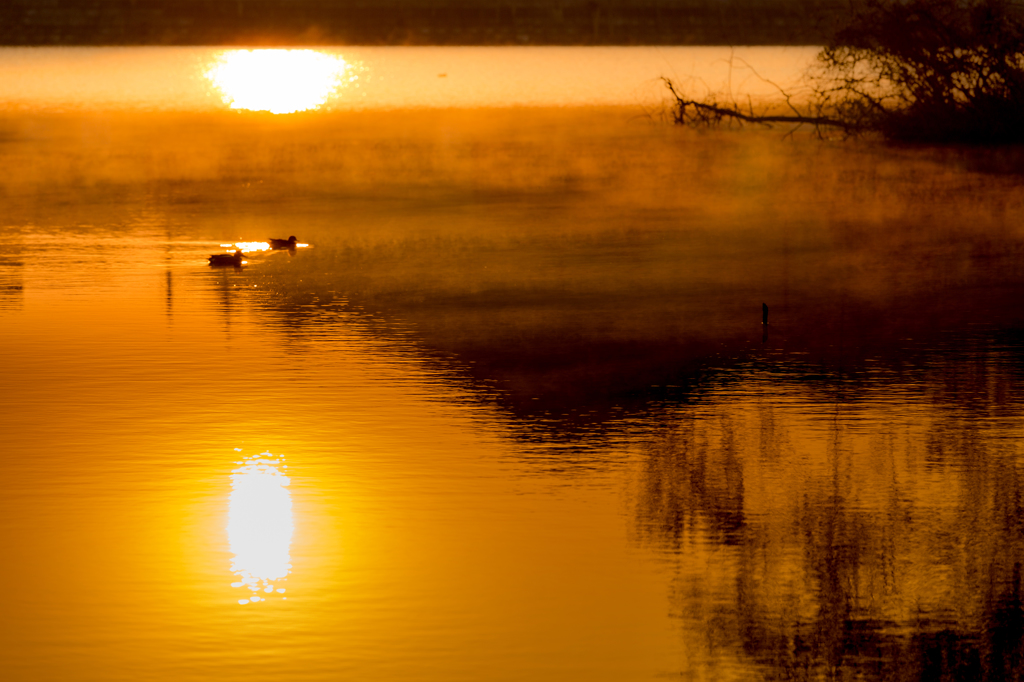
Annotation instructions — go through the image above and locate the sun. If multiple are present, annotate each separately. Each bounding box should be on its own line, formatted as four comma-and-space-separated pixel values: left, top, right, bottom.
206, 49, 348, 114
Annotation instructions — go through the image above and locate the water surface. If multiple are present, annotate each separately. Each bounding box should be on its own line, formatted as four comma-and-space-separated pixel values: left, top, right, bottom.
3, 47, 1024, 682
0, 45, 816, 111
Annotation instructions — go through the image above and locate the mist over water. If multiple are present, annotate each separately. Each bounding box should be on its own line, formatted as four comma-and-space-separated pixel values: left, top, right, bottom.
3, 47, 1024, 681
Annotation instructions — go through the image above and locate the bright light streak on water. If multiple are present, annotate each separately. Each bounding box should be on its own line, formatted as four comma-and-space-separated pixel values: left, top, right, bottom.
228, 452, 293, 604
206, 49, 348, 114
221, 242, 271, 252
220, 242, 311, 252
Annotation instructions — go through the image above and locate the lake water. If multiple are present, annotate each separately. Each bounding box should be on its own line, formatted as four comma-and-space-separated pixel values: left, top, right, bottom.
0, 45, 817, 111
3, 47, 1024, 682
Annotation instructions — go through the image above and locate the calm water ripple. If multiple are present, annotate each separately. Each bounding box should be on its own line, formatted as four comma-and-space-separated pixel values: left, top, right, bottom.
3, 47, 1024, 682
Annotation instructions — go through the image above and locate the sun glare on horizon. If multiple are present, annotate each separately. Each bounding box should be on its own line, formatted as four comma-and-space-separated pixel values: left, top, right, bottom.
206, 49, 349, 114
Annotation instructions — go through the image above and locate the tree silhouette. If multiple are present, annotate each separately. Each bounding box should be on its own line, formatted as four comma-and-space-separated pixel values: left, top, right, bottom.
666, 0, 1024, 143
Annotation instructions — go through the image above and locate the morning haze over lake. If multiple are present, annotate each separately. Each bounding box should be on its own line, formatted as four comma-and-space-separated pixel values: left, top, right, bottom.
3, 2, 1024, 682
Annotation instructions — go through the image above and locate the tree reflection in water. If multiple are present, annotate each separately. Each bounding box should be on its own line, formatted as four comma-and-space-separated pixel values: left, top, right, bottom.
634, 343, 1024, 681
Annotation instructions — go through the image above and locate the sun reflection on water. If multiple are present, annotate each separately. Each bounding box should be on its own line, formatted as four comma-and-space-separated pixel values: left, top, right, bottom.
219, 241, 311, 252
228, 452, 293, 604
206, 49, 349, 114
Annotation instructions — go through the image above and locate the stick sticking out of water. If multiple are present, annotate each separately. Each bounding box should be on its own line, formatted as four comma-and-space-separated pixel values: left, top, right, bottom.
762, 303, 769, 326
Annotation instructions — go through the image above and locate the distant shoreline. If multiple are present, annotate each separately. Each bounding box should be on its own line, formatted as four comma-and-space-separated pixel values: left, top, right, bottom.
2, 0, 844, 46
0, 47, 818, 113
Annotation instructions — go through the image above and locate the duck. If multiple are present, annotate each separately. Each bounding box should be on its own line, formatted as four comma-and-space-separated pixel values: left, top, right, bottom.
268, 236, 298, 250
209, 250, 246, 266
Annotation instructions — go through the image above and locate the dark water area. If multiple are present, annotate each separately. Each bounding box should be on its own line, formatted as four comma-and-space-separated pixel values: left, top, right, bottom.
4, 97, 1024, 679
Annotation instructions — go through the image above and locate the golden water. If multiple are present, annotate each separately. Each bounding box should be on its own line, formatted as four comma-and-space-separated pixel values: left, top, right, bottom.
0, 45, 816, 111
2, 47, 1024, 682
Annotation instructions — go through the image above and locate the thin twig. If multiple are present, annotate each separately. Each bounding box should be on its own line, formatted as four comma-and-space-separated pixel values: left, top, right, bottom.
662, 77, 856, 133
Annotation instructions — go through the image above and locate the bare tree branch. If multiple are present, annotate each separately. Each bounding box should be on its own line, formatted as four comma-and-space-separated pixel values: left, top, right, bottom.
665, 0, 1024, 144
661, 78, 857, 134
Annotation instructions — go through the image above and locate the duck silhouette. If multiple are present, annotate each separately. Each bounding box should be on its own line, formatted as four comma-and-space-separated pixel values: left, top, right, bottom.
209, 250, 246, 266
268, 236, 298, 250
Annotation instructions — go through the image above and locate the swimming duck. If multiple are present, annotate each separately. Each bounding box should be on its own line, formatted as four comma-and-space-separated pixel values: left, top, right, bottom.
268, 236, 298, 250
209, 250, 246, 266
